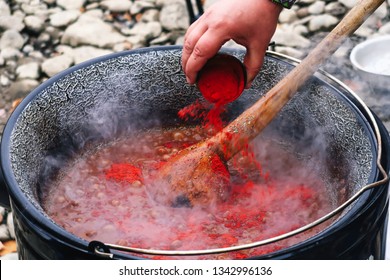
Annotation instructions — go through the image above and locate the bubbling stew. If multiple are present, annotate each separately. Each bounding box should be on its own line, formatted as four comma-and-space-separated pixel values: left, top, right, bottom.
42, 125, 334, 259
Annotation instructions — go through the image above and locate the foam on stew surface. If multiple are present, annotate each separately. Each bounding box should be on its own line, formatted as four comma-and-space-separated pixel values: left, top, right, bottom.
41, 126, 334, 259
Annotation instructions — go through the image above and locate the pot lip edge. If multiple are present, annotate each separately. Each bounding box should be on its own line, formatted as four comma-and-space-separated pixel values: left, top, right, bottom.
0, 46, 387, 259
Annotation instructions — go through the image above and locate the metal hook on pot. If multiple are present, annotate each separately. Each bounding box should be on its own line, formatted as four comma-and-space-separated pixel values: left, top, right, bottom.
88, 241, 114, 259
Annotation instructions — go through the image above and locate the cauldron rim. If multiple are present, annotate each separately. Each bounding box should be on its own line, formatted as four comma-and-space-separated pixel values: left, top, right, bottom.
0, 46, 387, 259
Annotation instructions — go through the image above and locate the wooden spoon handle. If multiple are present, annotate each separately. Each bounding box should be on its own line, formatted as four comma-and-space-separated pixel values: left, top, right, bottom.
210, 0, 385, 160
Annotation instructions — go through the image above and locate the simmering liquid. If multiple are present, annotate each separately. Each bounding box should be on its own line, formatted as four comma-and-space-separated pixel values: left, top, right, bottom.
42, 126, 333, 259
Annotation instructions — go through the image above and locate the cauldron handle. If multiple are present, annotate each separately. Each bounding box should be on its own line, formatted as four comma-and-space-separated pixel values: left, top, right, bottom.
185, 0, 204, 24
88, 241, 114, 259
0, 150, 11, 209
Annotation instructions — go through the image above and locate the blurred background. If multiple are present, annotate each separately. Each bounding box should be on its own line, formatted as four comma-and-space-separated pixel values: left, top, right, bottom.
0, 0, 389, 259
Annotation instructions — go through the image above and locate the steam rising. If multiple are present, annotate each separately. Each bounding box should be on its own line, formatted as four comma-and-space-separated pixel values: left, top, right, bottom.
38, 47, 367, 258
39, 96, 161, 200
40, 98, 337, 259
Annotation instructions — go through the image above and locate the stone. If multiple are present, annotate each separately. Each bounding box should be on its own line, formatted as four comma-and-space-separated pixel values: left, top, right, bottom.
141, 9, 160, 22
101, 0, 132, 12
296, 7, 310, 19
0, 75, 9, 87
0, 15, 25, 32
373, 3, 388, 20
55, 44, 73, 54
221, 39, 245, 50
274, 46, 304, 59
112, 41, 132, 52
41, 54, 73, 77
22, 44, 34, 54
5, 79, 39, 100
45, 26, 63, 43
6, 214, 15, 240
0, 253, 18, 260
5, 59, 17, 73
333, 42, 351, 59
20, 1, 48, 15
149, 32, 172, 45
56, 0, 86, 10
85, 3, 99, 10
0, 0, 11, 17
124, 34, 147, 49
358, 3, 389, 31
272, 26, 311, 48
83, 9, 104, 18
49, 10, 81, 27
66, 46, 113, 65
379, 22, 390, 35
338, 0, 358, 9
61, 14, 127, 48
324, 2, 347, 16
159, 1, 189, 31
12, 9, 25, 18
0, 30, 25, 50
24, 15, 45, 33
355, 25, 374, 38
298, 0, 316, 3
122, 21, 162, 40
293, 25, 309, 36
0, 224, 10, 241
0, 207, 4, 224
308, 14, 338, 32
175, 35, 185, 45
28, 50, 45, 60
0, 47, 23, 61
16, 62, 40, 80
130, 0, 156, 15
307, 1, 325, 15
279, 9, 298, 24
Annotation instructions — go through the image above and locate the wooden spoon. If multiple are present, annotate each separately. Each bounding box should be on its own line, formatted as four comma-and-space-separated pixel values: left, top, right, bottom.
152, 0, 385, 207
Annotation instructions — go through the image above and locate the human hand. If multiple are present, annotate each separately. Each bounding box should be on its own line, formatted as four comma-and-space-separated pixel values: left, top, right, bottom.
182, 0, 282, 88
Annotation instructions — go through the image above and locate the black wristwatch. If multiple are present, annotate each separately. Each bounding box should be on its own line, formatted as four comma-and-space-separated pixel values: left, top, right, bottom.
271, 0, 296, 9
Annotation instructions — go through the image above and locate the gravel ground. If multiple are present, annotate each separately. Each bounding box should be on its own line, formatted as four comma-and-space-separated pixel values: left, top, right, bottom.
1, 0, 390, 260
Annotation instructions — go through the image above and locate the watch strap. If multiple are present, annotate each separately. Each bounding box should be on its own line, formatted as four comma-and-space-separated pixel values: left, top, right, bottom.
271, 0, 296, 9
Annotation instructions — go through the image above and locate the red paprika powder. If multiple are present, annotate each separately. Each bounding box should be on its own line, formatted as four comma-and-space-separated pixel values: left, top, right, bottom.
210, 154, 230, 179
104, 163, 143, 184
197, 54, 246, 106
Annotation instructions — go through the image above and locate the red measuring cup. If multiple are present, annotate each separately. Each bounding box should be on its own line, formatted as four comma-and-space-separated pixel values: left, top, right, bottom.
197, 53, 247, 106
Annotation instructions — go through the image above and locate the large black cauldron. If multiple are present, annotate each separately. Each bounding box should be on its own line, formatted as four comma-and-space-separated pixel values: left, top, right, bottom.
0, 46, 389, 259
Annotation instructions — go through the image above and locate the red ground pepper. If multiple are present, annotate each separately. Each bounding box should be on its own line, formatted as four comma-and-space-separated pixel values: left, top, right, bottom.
197, 54, 245, 106
104, 163, 143, 184
45, 124, 331, 260
210, 154, 230, 179
178, 99, 208, 121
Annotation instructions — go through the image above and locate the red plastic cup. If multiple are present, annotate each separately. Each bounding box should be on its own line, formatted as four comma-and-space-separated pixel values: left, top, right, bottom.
197, 53, 246, 106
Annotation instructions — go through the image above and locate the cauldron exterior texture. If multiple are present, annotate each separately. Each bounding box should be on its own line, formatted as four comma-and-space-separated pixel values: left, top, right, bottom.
1, 46, 389, 259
